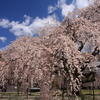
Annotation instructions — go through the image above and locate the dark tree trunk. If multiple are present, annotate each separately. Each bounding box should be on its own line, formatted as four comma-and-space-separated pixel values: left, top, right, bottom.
26, 88, 29, 99
62, 87, 65, 100
17, 81, 20, 96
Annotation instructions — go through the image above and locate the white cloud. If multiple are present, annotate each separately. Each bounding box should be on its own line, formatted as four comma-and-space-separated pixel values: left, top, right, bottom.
74, 0, 90, 9
22, 15, 32, 25
0, 46, 8, 51
0, 19, 10, 28
0, 37, 7, 42
0, 15, 59, 37
60, 3, 75, 17
48, 0, 75, 17
57, 0, 66, 7
48, 5, 57, 14
9, 21, 32, 36
30, 15, 59, 28
48, 0, 91, 17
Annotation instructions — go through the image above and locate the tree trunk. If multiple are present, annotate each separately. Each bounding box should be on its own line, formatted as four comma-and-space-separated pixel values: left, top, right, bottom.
26, 88, 29, 99
62, 87, 64, 100
40, 81, 51, 100
23, 87, 29, 99
17, 81, 20, 96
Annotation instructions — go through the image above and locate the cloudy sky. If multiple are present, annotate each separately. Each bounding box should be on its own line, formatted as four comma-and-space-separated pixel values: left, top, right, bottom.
0, 0, 91, 50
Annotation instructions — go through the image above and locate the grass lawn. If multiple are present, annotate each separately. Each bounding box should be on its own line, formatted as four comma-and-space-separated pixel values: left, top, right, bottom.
77, 90, 100, 100
82, 89, 100, 95
0, 92, 40, 100
0, 90, 100, 100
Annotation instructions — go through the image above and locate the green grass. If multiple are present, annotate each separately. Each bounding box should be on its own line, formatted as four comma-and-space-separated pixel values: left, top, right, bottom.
0, 90, 100, 100
82, 89, 100, 94
0, 92, 40, 100
78, 90, 100, 100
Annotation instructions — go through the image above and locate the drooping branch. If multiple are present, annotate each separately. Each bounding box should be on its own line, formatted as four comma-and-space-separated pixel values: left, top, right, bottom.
78, 41, 85, 51
92, 47, 99, 56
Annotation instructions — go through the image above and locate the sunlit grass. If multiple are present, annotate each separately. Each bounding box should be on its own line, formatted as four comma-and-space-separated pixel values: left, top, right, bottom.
0, 90, 100, 100
82, 89, 100, 94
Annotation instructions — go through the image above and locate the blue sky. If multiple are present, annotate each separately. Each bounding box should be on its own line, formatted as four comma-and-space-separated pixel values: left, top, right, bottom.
0, 0, 91, 50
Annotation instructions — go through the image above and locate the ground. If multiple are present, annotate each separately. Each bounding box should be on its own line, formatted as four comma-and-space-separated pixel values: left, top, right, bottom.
0, 90, 100, 100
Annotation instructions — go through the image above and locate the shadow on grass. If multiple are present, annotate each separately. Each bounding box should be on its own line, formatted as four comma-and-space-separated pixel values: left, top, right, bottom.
0, 92, 41, 100
77, 94, 100, 100
0, 91, 100, 100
